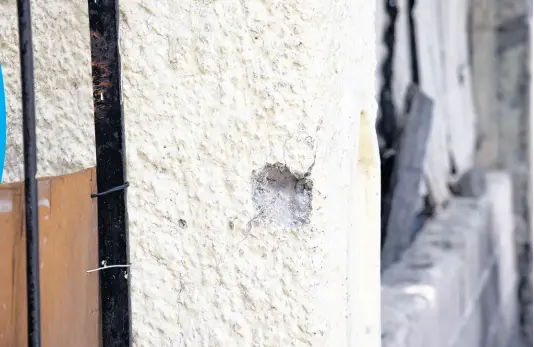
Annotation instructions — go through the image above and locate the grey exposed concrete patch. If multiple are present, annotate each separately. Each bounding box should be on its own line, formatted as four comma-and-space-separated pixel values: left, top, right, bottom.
251, 163, 313, 228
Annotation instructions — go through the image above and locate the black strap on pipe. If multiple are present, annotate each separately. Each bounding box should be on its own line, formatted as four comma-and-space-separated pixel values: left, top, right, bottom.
87, 1, 132, 346
16, 0, 41, 346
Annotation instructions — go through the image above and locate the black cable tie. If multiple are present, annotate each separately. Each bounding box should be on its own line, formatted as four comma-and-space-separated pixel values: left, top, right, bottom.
91, 181, 129, 198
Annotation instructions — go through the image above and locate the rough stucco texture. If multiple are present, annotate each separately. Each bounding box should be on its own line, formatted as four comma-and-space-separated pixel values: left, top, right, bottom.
0, 1, 380, 346
122, 1, 379, 346
0, 0, 95, 182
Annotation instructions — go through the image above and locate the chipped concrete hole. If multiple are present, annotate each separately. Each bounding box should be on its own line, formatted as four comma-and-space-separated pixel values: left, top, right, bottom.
252, 163, 313, 228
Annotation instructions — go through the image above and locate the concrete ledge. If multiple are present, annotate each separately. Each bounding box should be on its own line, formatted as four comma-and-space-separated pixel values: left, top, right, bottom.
381, 172, 517, 347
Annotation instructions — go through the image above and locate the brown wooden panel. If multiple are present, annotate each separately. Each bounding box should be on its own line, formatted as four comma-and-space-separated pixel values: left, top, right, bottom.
0, 168, 100, 347
0, 183, 25, 346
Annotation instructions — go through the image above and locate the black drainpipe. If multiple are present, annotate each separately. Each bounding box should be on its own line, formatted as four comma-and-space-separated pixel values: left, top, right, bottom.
408, 0, 420, 85
378, 0, 399, 249
87, 1, 131, 346
16, 0, 41, 346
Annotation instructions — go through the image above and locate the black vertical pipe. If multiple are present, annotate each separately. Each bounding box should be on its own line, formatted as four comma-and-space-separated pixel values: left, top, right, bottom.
16, 0, 41, 346
378, 0, 399, 250
87, 1, 131, 346
408, 0, 420, 84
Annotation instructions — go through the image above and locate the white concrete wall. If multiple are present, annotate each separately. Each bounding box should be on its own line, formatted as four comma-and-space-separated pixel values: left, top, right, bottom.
0, 1, 95, 182
0, 1, 380, 346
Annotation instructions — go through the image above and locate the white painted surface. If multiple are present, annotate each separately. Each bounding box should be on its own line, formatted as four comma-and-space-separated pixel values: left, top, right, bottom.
0, 1, 380, 346
392, 0, 412, 117
0, 1, 95, 182
439, 0, 476, 178
413, 0, 451, 206
411, 0, 476, 205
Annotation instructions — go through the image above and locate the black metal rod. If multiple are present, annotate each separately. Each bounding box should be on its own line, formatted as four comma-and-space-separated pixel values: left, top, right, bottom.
408, 0, 420, 84
87, 1, 131, 345
16, 0, 41, 346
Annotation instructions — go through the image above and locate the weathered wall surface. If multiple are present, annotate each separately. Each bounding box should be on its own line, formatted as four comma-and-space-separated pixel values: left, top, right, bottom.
470, 0, 532, 344
121, 1, 379, 345
472, 0, 531, 247
382, 173, 519, 347
377, 0, 528, 345
0, 1, 381, 346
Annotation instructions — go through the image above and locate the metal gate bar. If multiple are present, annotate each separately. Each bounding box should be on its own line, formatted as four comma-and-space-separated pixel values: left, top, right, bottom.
13, 1, 130, 345
88, 1, 132, 346
16, 0, 41, 346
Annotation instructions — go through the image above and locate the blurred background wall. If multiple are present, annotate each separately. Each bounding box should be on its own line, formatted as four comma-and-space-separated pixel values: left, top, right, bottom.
377, 0, 532, 345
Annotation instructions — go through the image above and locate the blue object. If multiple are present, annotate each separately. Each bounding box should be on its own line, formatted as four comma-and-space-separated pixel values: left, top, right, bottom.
0, 65, 6, 182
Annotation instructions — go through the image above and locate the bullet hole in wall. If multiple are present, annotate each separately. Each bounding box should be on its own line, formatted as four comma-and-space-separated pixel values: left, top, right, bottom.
251, 163, 313, 228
